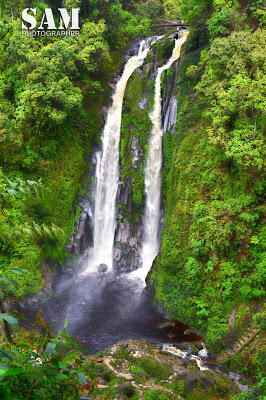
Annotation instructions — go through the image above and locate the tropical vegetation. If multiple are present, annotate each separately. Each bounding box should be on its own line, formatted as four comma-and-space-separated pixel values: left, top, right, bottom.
0, 0, 265, 398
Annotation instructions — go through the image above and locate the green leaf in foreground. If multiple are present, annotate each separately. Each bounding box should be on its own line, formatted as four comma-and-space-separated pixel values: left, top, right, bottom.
0, 366, 25, 378
0, 314, 18, 328
45, 342, 56, 356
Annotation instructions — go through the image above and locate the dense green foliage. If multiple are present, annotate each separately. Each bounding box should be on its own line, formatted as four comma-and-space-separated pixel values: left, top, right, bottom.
0, 172, 66, 295
0, 0, 265, 397
0, 1, 162, 395
0, 315, 101, 399
0, 0, 159, 294
0, 327, 241, 399
151, 0, 265, 353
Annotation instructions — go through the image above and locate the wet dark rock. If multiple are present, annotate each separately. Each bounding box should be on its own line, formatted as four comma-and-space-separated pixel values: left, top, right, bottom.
114, 221, 142, 272
150, 52, 159, 79
67, 202, 93, 257
114, 178, 143, 271
124, 105, 131, 114
98, 264, 108, 273
228, 308, 237, 327
138, 95, 148, 110
108, 82, 116, 90
117, 177, 133, 209
228, 371, 249, 391
142, 62, 154, 79
175, 343, 195, 353
18, 261, 56, 306
131, 136, 143, 169
128, 39, 143, 57
157, 321, 174, 329
173, 368, 239, 395
101, 105, 108, 121
162, 60, 179, 133
113, 41, 181, 273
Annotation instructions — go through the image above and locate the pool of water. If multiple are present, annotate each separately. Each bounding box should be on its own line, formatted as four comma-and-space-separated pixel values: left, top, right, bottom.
18, 259, 200, 353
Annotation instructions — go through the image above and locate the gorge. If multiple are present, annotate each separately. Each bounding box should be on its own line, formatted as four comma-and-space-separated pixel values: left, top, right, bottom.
0, 1, 265, 399
21, 30, 191, 353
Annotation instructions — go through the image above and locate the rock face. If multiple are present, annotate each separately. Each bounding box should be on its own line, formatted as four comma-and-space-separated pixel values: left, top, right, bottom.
162, 60, 179, 133
67, 200, 93, 256
130, 136, 142, 169
138, 95, 148, 110
113, 40, 180, 273
114, 220, 142, 272
114, 174, 143, 272
66, 152, 99, 257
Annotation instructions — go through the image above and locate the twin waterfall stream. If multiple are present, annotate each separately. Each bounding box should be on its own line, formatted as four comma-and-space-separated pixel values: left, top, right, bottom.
22, 32, 207, 357
89, 32, 188, 281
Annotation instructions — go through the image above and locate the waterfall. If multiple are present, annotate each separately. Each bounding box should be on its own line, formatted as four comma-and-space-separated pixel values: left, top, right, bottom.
133, 31, 188, 281
87, 40, 152, 273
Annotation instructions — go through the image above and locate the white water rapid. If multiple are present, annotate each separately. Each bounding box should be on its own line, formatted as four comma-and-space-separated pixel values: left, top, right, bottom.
87, 40, 152, 273
162, 344, 209, 372
133, 31, 188, 282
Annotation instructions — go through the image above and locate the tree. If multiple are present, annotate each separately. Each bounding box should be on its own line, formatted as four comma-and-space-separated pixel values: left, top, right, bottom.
196, 30, 266, 168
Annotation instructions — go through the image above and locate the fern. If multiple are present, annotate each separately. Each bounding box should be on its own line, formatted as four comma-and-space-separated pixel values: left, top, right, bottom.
0, 176, 64, 243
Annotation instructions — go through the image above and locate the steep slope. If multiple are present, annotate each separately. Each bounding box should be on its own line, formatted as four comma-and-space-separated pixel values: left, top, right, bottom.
148, 1, 265, 392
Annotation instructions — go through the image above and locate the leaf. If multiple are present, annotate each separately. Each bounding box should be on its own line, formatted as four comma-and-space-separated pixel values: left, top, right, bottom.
0, 350, 14, 361
250, 235, 259, 244
77, 371, 86, 384
63, 352, 79, 362
0, 284, 15, 295
6, 189, 16, 196
45, 342, 56, 356
0, 277, 18, 287
63, 317, 68, 330
0, 366, 25, 378
0, 313, 18, 327
58, 361, 68, 370
63, 334, 75, 346
57, 373, 68, 381
9, 267, 26, 276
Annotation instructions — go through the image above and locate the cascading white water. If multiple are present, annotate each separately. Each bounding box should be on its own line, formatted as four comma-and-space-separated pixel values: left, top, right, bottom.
87, 41, 152, 272
133, 32, 188, 281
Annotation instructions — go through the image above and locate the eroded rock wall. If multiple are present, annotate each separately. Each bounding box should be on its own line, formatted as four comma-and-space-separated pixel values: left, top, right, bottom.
114, 38, 180, 272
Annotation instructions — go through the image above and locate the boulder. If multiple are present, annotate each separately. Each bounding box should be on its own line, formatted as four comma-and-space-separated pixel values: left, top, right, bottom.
98, 264, 108, 273
116, 383, 136, 397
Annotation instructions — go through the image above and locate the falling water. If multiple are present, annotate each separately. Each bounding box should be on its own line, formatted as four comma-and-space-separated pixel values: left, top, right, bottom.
134, 32, 188, 281
87, 40, 152, 272
21, 32, 206, 355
